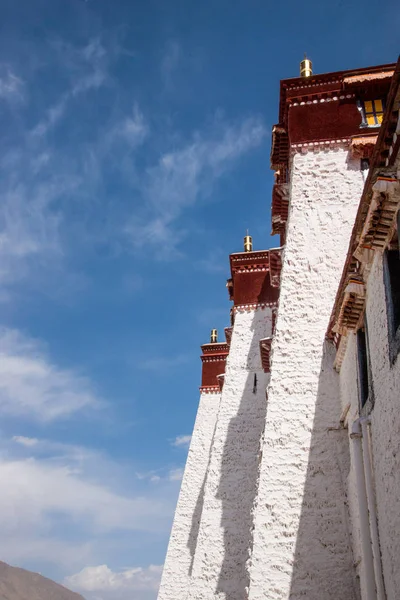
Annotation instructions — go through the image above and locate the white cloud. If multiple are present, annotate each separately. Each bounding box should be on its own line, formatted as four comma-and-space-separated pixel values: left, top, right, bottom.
171, 435, 191, 448
65, 564, 162, 600
32, 38, 109, 139
0, 171, 75, 290
118, 104, 149, 147
12, 435, 39, 447
168, 467, 184, 482
0, 65, 24, 102
126, 116, 266, 256
0, 435, 180, 574
0, 328, 100, 421
0, 457, 166, 534
2, 536, 93, 573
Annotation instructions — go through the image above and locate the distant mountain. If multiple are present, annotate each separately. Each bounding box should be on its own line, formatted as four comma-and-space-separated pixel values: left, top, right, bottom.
0, 561, 85, 600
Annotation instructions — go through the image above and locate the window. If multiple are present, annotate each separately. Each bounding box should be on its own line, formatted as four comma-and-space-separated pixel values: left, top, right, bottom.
384, 248, 400, 362
361, 158, 370, 171
357, 326, 372, 409
358, 99, 385, 128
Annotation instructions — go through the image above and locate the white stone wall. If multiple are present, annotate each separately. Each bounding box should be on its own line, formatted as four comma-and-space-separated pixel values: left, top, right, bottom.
157, 390, 221, 600
338, 334, 364, 599
187, 307, 273, 600
248, 147, 364, 600
340, 252, 400, 600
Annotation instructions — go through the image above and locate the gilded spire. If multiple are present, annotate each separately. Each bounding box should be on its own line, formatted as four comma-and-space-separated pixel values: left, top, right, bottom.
210, 329, 218, 343
244, 230, 253, 252
300, 53, 313, 78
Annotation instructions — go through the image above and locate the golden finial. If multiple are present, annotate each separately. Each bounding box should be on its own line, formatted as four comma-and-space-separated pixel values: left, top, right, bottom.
244, 229, 253, 252
210, 329, 218, 343
300, 53, 313, 78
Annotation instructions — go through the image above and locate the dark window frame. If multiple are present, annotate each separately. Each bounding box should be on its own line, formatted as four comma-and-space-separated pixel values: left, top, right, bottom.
360, 158, 370, 171
383, 244, 400, 365
356, 322, 374, 412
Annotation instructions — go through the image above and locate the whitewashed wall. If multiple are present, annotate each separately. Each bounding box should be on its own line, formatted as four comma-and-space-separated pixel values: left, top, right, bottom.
157, 390, 221, 600
187, 307, 273, 600
338, 334, 364, 599
248, 147, 364, 600
340, 252, 400, 600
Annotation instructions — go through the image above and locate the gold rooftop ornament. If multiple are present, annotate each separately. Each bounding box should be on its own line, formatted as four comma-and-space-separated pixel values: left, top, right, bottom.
244, 230, 253, 252
300, 54, 313, 78
210, 329, 218, 343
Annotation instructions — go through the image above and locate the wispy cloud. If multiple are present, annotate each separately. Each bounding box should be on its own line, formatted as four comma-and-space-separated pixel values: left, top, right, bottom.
0, 435, 180, 572
168, 467, 184, 482
0, 328, 100, 421
135, 464, 185, 485
31, 38, 109, 139
65, 564, 163, 600
0, 156, 78, 292
0, 65, 24, 102
138, 354, 189, 371
126, 116, 266, 257
110, 103, 149, 148
12, 436, 39, 447
171, 435, 191, 448
0, 457, 166, 534
196, 248, 228, 273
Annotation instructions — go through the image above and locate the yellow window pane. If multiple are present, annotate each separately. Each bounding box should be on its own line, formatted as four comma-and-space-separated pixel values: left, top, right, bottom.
377, 113, 383, 124
374, 99, 383, 112
367, 114, 376, 126
364, 100, 373, 112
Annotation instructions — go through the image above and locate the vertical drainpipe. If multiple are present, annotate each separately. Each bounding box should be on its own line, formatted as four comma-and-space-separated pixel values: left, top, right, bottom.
360, 418, 386, 600
350, 418, 377, 600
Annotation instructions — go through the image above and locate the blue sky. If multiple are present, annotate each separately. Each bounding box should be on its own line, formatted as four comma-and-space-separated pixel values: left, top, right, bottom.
0, 0, 398, 598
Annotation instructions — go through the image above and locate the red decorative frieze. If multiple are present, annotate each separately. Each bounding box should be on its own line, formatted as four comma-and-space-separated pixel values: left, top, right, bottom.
271, 183, 289, 235
200, 342, 229, 392
260, 338, 273, 373
272, 63, 395, 167
329, 57, 400, 344
226, 278, 234, 301
270, 63, 395, 242
350, 134, 378, 159
269, 249, 283, 288
229, 250, 280, 308
270, 125, 289, 170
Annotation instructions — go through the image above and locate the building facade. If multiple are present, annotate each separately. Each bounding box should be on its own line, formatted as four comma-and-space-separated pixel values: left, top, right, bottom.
158, 57, 400, 600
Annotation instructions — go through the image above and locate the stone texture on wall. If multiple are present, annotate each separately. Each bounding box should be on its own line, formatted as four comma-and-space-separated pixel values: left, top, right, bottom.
248, 147, 364, 600
338, 334, 364, 600
157, 390, 221, 600
187, 307, 273, 600
366, 254, 400, 600
340, 253, 400, 600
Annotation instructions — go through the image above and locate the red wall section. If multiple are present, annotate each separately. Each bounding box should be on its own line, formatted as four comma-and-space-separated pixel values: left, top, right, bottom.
233, 271, 280, 306
288, 101, 362, 144
201, 358, 227, 388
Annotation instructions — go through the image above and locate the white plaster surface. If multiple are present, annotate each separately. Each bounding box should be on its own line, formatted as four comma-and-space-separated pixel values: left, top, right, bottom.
366, 255, 400, 600
248, 148, 364, 600
340, 253, 400, 600
157, 390, 221, 600
187, 307, 273, 600
338, 333, 364, 600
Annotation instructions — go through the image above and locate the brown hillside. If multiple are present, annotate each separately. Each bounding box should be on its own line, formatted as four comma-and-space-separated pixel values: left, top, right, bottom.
0, 562, 85, 600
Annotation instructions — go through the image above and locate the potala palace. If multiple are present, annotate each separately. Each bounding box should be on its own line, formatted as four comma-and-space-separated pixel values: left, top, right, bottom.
158, 56, 400, 600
